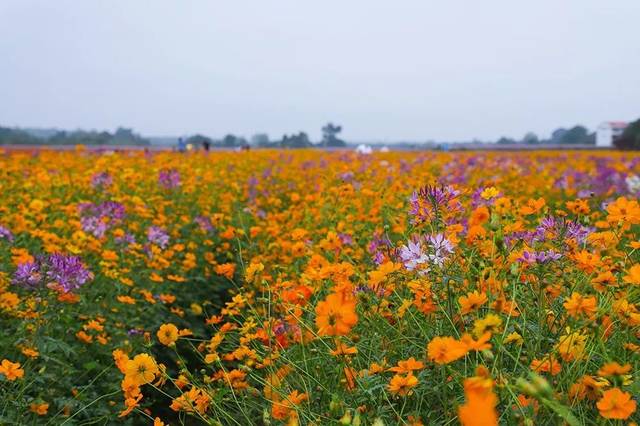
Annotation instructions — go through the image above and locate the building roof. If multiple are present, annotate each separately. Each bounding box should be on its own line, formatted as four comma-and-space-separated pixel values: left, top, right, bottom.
606, 121, 628, 129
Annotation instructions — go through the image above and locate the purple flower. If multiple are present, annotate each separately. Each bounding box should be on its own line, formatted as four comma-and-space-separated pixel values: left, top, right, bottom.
518, 250, 562, 265
81, 216, 108, 238
338, 233, 353, 245
564, 221, 593, 245
0, 225, 13, 242
399, 239, 429, 272
91, 171, 113, 188
46, 253, 93, 293
409, 185, 460, 223
78, 201, 125, 238
13, 261, 42, 288
195, 216, 215, 232
158, 169, 180, 189
426, 233, 454, 266
147, 226, 169, 248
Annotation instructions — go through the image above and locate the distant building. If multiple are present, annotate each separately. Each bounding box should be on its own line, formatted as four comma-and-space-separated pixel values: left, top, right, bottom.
596, 121, 628, 147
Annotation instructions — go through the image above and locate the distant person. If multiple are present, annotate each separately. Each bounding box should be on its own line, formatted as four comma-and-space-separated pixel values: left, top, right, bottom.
202, 140, 210, 152
177, 137, 186, 153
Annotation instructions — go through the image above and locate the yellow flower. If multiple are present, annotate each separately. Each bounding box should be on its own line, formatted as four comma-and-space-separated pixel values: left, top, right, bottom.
157, 323, 179, 346
125, 354, 159, 385
480, 187, 499, 200
472, 314, 502, 337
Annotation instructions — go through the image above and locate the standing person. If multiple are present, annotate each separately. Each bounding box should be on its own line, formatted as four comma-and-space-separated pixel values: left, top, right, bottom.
202, 139, 210, 152
177, 137, 186, 153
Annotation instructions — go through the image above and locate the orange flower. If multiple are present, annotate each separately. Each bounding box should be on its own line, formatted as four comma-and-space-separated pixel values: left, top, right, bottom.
598, 362, 632, 377
606, 197, 640, 224
623, 264, 640, 285
458, 375, 498, 426
125, 353, 159, 386
330, 341, 358, 357
0, 359, 24, 381
113, 349, 129, 374
388, 372, 419, 396
458, 290, 488, 315
563, 292, 597, 318
157, 323, 179, 346
29, 402, 49, 415
520, 197, 546, 215
568, 375, 604, 401
427, 336, 468, 364
596, 388, 636, 419
388, 357, 425, 374
530, 356, 561, 376
461, 332, 492, 351
315, 293, 358, 336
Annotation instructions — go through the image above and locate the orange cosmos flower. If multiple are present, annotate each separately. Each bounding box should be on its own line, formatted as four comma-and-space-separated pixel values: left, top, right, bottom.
623, 264, 640, 285
606, 197, 640, 224
388, 357, 425, 374
388, 372, 419, 396
563, 292, 597, 318
530, 356, 562, 376
125, 353, 159, 386
427, 336, 468, 364
0, 359, 24, 381
315, 293, 358, 336
458, 375, 498, 426
29, 402, 49, 415
598, 362, 632, 377
157, 323, 179, 346
458, 290, 488, 315
597, 388, 636, 419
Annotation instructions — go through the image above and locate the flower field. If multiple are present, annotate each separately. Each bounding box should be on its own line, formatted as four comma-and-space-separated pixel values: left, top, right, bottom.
1, 148, 639, 425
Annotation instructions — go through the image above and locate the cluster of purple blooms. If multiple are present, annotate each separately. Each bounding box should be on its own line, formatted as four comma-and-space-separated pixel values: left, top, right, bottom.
13, 254, 93, 293
194, 216, 215, 233
399, 233, 455, 274
368, 231, 392, 265
0, 225, 14, 242
78, 201, 126, 238
517, 249, 563, 265
504, 216, 593, 249
158, 169, 181, 189
409, 185, 461, 224
147, 226, 170, 249
554, 159, 636, 197
90, 171, 113, 188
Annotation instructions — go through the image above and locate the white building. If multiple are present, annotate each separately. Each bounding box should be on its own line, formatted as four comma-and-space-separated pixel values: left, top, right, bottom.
596, 121, 628, 147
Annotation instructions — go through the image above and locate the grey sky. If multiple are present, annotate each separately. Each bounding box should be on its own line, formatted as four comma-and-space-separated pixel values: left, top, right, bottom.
1, 1, 639, 142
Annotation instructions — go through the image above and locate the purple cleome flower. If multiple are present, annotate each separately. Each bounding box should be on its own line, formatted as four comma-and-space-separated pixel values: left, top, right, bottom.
0, 225, 13, 242
91, 171, 113, 188
13, 254, 93, 293
78, 201, 125, 238
13, 261, 42, 289
399, 233, 455, 273
147, 226, 169, 248
46, 253, 94, 293
158, 169, 181, 189
409, 184, 460, 223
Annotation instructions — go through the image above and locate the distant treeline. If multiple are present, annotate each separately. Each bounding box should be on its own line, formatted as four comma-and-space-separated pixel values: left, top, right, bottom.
495, 125, 595, 145
0, 126, 149, 146
186, 123, 346, 149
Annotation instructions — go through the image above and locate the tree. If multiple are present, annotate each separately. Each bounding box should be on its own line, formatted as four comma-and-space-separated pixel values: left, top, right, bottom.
251, 133, 270, 147
496, 136, 516, 145
321, 123, 346, 147
522, 132, 539, 144
614, 118, 640, 150
280, 132, 312, 148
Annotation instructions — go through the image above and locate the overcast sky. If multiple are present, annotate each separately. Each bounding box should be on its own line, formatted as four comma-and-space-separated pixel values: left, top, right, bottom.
1, 1, 639, 142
